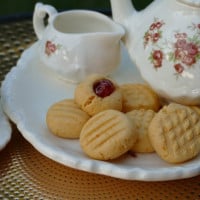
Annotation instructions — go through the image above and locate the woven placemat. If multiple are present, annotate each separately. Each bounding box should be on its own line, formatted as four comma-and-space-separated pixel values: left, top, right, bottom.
0, 19, 200, 200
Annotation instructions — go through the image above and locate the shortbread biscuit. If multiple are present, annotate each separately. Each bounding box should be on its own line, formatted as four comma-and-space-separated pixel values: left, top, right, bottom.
191, 106, 200, 116
127, 109, 155, 153
74, 74, 122, 116
120, 83, 160, 112
148, 103, 200, 163
80, 110, 138, 160
46, 99, 90, 139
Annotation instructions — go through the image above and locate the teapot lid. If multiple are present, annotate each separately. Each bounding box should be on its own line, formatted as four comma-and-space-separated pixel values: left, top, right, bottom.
177, 0, 200, 7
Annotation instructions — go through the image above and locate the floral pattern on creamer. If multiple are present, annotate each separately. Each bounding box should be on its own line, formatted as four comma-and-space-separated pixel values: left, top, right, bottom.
143, 18, 200, 77
45, 40, 60, 56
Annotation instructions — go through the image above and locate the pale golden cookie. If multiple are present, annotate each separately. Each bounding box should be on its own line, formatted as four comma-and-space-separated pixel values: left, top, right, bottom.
74, 74, 122, 116
80, 110, 138, 160
46, 99, 90, 139
126, 109, 155, 153
191, 106, 200, 116
120, 83, 160, 112
148, 103, 200, 163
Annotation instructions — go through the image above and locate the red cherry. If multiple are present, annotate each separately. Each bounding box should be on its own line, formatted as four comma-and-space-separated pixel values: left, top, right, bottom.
93, 79, 115, 98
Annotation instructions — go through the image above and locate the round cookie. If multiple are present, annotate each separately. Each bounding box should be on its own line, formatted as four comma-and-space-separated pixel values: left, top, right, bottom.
126, 109, 155, 153
74, 74, 122, 116
80, 110, 138, 160
120, 83, 160, 112
191, 106, 200, 116
148, 103, 200, 163
46, 99, 90, 139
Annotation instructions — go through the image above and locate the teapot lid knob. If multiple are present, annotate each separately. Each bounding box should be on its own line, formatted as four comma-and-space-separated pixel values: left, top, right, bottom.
177, 0, 200, 7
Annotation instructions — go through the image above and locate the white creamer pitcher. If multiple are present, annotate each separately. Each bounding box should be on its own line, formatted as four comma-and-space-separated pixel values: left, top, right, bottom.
33, 3, 124, 83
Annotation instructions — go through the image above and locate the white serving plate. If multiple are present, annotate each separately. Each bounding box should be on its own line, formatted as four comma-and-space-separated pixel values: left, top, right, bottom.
0, 100, 11, 151
1, 42, 200, 181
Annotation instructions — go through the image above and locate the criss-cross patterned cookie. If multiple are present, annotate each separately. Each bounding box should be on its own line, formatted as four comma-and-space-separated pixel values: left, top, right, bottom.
148, 103, 200, 163
126, 109, 155, 153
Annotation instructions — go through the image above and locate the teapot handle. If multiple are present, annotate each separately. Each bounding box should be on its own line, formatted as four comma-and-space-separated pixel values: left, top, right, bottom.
33, 3, 57, 40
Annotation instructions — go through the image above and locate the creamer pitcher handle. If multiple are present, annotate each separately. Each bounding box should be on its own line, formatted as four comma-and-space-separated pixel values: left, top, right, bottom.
33, 2, 57, 40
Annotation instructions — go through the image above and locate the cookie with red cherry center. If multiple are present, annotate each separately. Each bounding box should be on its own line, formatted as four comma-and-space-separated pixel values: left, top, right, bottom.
74, 74, 122, 116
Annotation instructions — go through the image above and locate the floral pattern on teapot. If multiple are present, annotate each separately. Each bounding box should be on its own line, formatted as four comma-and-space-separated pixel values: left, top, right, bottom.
143, 18, 200, 77
143, 18, 165, 48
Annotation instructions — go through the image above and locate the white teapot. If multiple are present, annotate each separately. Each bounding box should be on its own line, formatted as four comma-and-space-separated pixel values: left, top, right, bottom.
110, 0, 200, 105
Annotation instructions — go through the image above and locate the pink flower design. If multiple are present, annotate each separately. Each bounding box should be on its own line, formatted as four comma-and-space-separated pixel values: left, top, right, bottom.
174, 49, 186, 60
144, 33, 152, 45
150, 23, 156, 31
175, 39, 187, 49
151, 50, 163, 68
186, 43, 199, 55
174, 34, 199, 67
182, 55, 196, 66
143, 18, 165, 47
45, 41, 57, 56
174, 63, 184, 74
152, 33, 160, 43
175, 33, 187, 39
144, 20, 200, 77
155, 22, 162, 29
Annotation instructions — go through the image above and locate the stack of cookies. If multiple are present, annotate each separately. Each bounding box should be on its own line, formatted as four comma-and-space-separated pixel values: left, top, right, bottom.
46, 74, 200, 164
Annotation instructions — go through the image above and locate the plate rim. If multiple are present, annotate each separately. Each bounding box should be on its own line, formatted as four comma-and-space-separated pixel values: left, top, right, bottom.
0, 99, 12, 151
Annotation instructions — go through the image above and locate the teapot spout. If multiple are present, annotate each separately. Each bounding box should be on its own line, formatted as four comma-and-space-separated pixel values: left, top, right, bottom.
110, 0, 135, 26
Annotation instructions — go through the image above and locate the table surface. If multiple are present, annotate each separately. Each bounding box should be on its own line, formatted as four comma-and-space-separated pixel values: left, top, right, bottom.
0, 19, 200, 200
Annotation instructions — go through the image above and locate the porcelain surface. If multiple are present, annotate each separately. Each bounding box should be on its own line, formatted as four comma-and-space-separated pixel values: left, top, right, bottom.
1, 42, 200, 181
111, 0, 200, 105
33, 3, 124, 83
